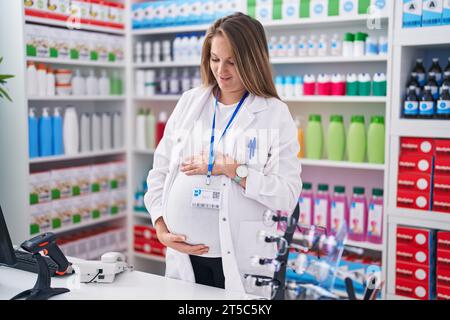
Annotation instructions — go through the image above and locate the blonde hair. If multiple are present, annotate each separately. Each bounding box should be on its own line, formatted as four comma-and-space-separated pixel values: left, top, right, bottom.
200, 12, 279, 99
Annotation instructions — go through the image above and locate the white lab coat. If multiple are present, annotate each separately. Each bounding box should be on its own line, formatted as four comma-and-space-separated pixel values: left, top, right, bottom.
144, 85, 302, 296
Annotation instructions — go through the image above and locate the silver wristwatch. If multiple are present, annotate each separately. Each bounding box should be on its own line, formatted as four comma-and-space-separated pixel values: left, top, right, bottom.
233, 164, 248, 184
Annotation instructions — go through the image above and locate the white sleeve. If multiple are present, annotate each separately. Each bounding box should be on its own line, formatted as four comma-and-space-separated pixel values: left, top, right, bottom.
243, 106, 302, 213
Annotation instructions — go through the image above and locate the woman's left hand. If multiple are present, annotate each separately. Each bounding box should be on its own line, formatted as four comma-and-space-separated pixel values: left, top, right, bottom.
180, 151, 238, 178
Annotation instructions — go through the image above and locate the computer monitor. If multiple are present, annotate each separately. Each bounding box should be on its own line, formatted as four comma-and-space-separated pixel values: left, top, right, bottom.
0, 205, 17, 266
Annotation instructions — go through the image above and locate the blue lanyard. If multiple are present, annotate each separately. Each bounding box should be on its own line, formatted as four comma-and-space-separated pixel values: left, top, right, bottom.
206, 89, 249, 185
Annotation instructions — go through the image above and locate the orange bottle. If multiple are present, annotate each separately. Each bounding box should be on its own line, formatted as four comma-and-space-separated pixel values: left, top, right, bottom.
295, 116, 304, 158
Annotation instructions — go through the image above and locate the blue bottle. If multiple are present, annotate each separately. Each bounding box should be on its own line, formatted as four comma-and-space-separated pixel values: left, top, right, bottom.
39, 107, 53, 157
403, 85, 419, 119
28, 108, 39, 158
52, 107, 64, 155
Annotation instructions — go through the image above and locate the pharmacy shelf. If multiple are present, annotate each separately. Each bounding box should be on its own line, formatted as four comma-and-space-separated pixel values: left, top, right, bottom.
386, 293, 414, 300
28, 96, 126, 101
24, 15, 125, 35
134, 251, 166, 263
299, 159, 385, 171
282, 95, 387, 103
133, 149, 155, 155
133, 212, 151, 219
51, 213, 127, 236
29, 149, 126, 164
134, 95, 181, 101
132, 24, 211, 35
133, 61, 200, 68
390, 119, 450, 139
271, 55, 388, 64
396, 25, 450, 47
26, 57, 125, 68
388, 208, 450, 232
262, 14, 389, 30
345, 240, 383, 252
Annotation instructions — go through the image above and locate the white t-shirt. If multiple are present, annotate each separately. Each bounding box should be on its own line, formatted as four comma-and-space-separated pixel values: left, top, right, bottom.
165, 94, 240, 257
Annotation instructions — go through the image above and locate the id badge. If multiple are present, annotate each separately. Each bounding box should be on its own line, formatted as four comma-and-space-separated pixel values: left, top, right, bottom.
191, 188, 222, 210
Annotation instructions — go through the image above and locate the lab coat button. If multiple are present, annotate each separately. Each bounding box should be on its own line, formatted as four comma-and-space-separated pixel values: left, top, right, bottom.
227, 251, 231, 254
222, 217, 227, 222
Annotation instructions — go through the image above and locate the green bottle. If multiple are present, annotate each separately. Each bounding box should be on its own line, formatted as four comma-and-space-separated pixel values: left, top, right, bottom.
327, 115, 345, 161
367, 116, 385, 164
306, 114, 324, 160
347, 115, 366, 162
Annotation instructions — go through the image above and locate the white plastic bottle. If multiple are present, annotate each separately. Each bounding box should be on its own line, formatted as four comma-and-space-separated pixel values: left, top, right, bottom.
297, 36, 308, 57
278, 36, 288, 57
146, 109, 156, 150
162, 40, 171, 63
173, 36, 181, 62
269, 35, 278, 57
169, 69, 179, 94
152, 40, 161, 63
354, 32, 366, 57
192, 69, 202, 88
37, 63, 47, 97
330, 34, 342, 56
365, 36, 379, 56
99, 70, 110, 96
46, 67, 56, 96
287, 35, 297, 57
136, 109, 147, 150
179, 36, 189, 62
275, 76, 285, 97
113, 111, 123, 149
135, 70, 145, 97
91, 112, 102, 151
188, 35, 198, 61
86, 70, 99, 96
80, 112, 91, 153
342, 33, 354, 57
181, 68, 191, 92
63, 107, 79, 155
307, 35, 318, 57
145, 70, 156, 96
197, 34, 205, 62
144, 41, 152, 63
378, 36, 388, 55
159, 69, 168, 94
284, 75, 295, 97
72, 69, 86, 96
318, 34, 328, 57
26, 61, 38, 96
101, 112, 112, 150
294, 76, 303, 97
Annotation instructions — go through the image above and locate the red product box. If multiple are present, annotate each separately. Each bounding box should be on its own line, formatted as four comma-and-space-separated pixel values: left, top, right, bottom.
397, 172, 432, 193
437, 249, 450, 271
434, 157, 450, 176
432, 194, 450, 213
437, 268, 450, 287
396, 226, 435, 250
396, 262, 431, 285
434, 175, 450, 196
435, 139, 450, 160
438, 231, 450, 251
397, 190, 431, 211
134, 238, 166, 257
437, 285, 450, 300
398, 154, 434, 174
396, 244, 430, 266
395, 278, 432, 300
400, 137, 435, 156
134, 225, 157, 241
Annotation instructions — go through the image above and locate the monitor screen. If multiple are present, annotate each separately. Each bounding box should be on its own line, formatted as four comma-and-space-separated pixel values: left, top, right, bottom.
0, 205, 17, 266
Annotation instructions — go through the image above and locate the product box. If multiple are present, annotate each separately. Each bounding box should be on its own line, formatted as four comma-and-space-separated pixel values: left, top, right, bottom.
97, 192, 111, 217
398, 154, 434, 174
437, 248, 450, 270
134, 238, 166, 257
396, 261, 432, 285
90, 164, 110, 193
340, 0, 358, 16
73, 195, 91, 223
444, 0, 450, 24
422, 0, 443, 26
51, 198, 72, 230
29, 171, 51, 205
282, 0, 301, 19
434, 157, 450, 176
400, 137, 435, 156
311, 0, 329, 18
30, 203, 52, 235
255, 0, 274, 21
437, 267, 450, 287
437, 285, 450, 299
396, 244, 432, 266
397, 189, 432, 210
438, 231, 450, 251
131, 2, 145, 29
51, 168, 74, 200
434, 174, 450, 196
134, 225, 158, 241
403, 0, 423, 28
398, 172, 432, 193
396, 226, 436, 250
435, 139, 450, 159
432, 194, 450, 213
395, 278, 432, 299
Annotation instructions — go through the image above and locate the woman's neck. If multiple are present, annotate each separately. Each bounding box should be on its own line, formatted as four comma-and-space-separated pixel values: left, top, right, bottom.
215, 87, 246, 105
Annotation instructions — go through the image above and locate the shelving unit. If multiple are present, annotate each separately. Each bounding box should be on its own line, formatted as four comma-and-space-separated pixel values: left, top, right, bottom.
29, 149, 126, 164
26, 57, 125, 68
28, 96, 126, 101
299, 159, 385, 171
385, 2, 450, 300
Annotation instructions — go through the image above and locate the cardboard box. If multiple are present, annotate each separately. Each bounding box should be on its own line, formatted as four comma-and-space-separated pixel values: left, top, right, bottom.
400, 137, 435, 155
396, 244, 432, 266
398, 172, 432, 193
434, 174, 450, 196
436, 285, 450, 300
437, 266, 450, 287
434, 157, 450, 176
398, 154, 434, 174
134, 225, 157, 241
395, 278, 432, 300
397, 226, 436, 250
397, 190, 431, 211
134, 238, 166, 257
432, 194, 450, 213
435, 139, 450, 159
403, 0, 423, 28
437, 231, 450, 251
437, 249, 450, 271
396, 262, 432, 285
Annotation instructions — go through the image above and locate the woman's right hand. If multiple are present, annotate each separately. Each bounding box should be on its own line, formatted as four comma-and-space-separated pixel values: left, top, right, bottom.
154, 217, 209, 255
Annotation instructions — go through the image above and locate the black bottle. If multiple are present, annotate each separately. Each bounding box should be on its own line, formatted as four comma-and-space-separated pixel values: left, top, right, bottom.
413, 58, 426, 87
426, 72, 439, 100
437, 85, 450, 120
407, 72, 421, 96
444, 57, 450, 73
428, 58, 443, 85
404, 85, 419, 119
419, 86, 435, 119
441, 71, 450, 94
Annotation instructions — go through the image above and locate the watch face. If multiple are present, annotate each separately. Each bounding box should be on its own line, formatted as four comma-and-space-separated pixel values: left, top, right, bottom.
236, 165, 248, 178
